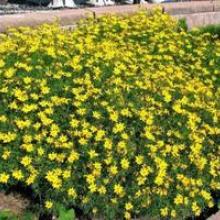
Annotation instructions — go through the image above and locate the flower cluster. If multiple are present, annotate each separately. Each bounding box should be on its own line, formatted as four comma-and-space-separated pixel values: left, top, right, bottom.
0, 9, 220, 219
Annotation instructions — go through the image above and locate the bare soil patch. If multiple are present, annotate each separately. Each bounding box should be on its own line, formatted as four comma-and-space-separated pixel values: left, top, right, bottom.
0, 192, 29, 215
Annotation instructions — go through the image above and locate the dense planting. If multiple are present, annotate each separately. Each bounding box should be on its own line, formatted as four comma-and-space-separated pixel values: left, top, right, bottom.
0, 9, 220, 219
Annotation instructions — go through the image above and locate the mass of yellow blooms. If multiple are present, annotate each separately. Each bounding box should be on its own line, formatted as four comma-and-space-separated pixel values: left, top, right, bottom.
0, 9, 220, 219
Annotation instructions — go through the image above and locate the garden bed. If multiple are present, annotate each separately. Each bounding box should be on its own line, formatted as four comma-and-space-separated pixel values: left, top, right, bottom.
0, 8, 220, 220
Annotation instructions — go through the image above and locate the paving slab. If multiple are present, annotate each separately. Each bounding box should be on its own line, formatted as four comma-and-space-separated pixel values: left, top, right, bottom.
208, 211, 220, 220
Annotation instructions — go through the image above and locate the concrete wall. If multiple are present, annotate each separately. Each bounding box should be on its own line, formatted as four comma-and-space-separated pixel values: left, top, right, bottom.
176, 11, 220, 29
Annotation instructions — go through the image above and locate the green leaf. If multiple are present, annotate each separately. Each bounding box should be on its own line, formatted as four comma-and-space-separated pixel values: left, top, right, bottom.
56, 204, 75, 220
0, 210, 18, 220
21, 211, 37, 220
58, 208, 75, 220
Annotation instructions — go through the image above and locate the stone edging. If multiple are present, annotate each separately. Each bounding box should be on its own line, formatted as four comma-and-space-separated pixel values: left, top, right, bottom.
208, 211, 220, 220
0, 1, 220, 32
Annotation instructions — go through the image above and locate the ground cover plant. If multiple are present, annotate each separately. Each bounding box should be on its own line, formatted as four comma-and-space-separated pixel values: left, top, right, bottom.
193, 24, 220, 39
0, 9, 220, 219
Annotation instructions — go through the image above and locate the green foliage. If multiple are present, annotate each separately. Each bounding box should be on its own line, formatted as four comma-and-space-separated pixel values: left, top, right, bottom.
20, 211, 37, 220
0, 210, 17, 220
0, 209, 38, 220
177, 18, 188, 32
192, 24, 220, 38
56, 204, 75, 220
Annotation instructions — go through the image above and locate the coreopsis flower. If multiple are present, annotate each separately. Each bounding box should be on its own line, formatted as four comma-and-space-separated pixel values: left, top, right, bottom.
45, 201, 53, 209
0, 173, 9, 183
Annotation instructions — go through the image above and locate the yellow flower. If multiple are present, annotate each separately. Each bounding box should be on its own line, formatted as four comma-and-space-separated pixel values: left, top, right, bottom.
125, 202, 133, 211
0, 59, 5, 68
85, 174, 95, 184
160, 207, 168, 217
23, 77, 32, 84
21, 143, 34, 152
41, 86, 50, 94
171, 210, 176, 218
26, 174, 36, 185
120, 158, 129, 170
68, 188, 77, 198
0, 115, 7, 122
140, 166, 151, 177
162, 90, 172, 102
174, 194, 184, 205
13, 89, 28, 102
48, 153, 57, 161
124, 211, 131, 219
154, 176, 163, 186
192, 202, 201, 216
21, 156, 32, 167
109, 165, 118, 175
172, 103, 183, 114
93, 111, 101, 119
0, 173, 9, 183
208, 201, 214, 208
121, 132, 129, 140
68, 151, 79, 163
144, 131, 155, 141
88, 183, 97, 192
104, 139, 112, 150
62, 170, 71, 179
95, 130, 105, 141
45, 201, 53, 209
92, 208, 98, 214
110, 112, 118, 122
45, 170, 62, 189
37, 147, 44, 156
2, 150, 11, 160
113, 123, 125, 133
201, 190, 212, 201
135, 155, 144, 165
15, 119, 31, 129
111, 198, 117, 204
98, 186, 106, 195
114, 184, 124, 196
12, 170, 24, 180
88, 150, 98, 159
